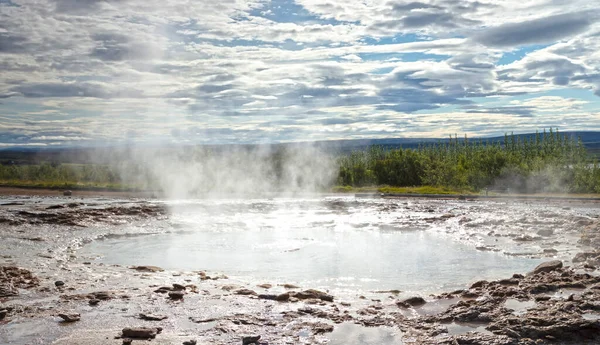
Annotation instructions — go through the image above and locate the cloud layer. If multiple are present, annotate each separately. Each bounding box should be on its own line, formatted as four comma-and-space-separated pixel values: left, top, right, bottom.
1, 0, 599, 146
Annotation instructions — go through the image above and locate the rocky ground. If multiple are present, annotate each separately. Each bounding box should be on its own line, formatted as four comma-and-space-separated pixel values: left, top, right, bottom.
1, 195, 600, 344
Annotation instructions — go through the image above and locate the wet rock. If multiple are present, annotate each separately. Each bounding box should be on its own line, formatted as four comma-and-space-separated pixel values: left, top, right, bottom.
294, 289, 334, 302
258, 294, 278, 300
89, 299, 100, 306
234, 288, 257, 296
58, 313, 80, 322
139, 313, 168, 321
537, 229, 554, 237
183, 340, 197, 345
281, 284, 299, 289
168, 291, 185, 300
122, 339, 132, 345
121, 327, 162, 339
0, 283, 17, 297
172, 283, 186, 291
0, 309, 7, 320
1, 266, 40, 290
531, 260, 563, 275
55, 281, 65, 287
154, 286, 173, 293
242, 335, 261, 345
131, 265, 164, 272
276, 292, 291, 301
470, 280, 488, 289
93, 291, 113, 300
397, 296, 426, 308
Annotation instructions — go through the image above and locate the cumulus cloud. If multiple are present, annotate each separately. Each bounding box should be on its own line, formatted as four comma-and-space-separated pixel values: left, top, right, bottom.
473, 11, 599, 48
0, 0, 599, 146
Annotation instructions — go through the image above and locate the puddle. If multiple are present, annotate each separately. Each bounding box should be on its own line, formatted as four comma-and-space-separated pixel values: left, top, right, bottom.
582, 313, 600, 321
504, 299, 536, 315
328, 323, 404, 345
444, 322, 493, 336
398, 298, 458, 318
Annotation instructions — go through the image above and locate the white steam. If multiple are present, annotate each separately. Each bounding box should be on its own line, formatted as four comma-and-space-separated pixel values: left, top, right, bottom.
113, 143, 337, 199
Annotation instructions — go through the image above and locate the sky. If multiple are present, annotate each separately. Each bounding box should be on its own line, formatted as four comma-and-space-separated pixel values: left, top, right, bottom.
1, 0, 600, 147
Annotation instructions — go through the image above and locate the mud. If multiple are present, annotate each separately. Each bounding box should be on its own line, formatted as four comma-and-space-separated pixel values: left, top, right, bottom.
0, 195, 599, 344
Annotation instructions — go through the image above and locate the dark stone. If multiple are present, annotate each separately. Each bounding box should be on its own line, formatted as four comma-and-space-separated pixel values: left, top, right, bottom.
55, 281, 65, 287
397, 296, 426, 308
63, 190, 72, 196
89, 299, 100, 306
139, 313, 168, 321
234, 289, 257, 296
470, 280, 488, 289
130, 266, 164, 272
168, 291, 185, 300
242, 335, 261, 345
532, 260, 563, 275
258, 294, 278, 300
172, 283, 186, 291
294, 289, 334, 302
0, 309, 7, 320
58, 313, 80, 322
183, 340, 197, 345
121, 327, 162, 339
276, 292, 291, 301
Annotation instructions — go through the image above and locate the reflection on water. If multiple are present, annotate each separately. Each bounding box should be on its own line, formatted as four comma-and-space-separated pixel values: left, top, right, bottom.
82, 198, 544, 295
328, 323, 404, 345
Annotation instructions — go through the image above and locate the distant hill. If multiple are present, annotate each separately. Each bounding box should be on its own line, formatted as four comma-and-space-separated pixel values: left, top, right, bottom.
1, 131, 599, 165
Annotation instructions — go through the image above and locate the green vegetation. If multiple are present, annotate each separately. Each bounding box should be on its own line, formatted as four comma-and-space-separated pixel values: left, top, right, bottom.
337, 129, 600, 194
1, 129, 599, 195
0, 163, 135, 191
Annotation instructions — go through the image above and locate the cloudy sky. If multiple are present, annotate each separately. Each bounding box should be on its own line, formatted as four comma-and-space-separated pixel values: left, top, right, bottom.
1, 0, 600, 147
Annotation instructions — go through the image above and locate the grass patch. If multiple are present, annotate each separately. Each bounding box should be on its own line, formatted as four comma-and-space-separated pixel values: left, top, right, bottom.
331, 185, 470, 195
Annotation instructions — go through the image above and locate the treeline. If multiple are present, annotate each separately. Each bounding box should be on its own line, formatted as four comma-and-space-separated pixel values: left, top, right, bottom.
1, 130, 600, 194
337, 129, 600, 193
0, 163, 122, 189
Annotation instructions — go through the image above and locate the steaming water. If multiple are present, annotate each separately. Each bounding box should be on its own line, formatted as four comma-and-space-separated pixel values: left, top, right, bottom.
83, 197, 544, 296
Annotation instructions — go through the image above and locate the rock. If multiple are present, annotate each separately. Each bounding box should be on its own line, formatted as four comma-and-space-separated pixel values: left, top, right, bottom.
276, 292, 291, 301
470, 280, 488, 289
281, 284, 299, 289
58, 313, 80, 322
63, 190, 72, 196
172, 283, 186, 291
154, 286, 173, 293
234, 288, 257, 296
183, 340, 197, 345
121, 327, 162, 339
242, 335, 261, 345
0, 309, 7, 320
294, 289, 334, 302
397, 296, 426, 308
0, 283, 18, 297
258, 294, 278, 300
55, 281, 65, 287
131, 266, 164, 272
93, 291, 113, 300
89, 299, 100, 306
531, 260, 563, 275
139, 313, 168, 321
257, 284, 272, 289
122, 339, 133, 345
168, 291, 185, 300
537, 229, 554, 237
